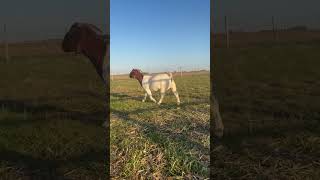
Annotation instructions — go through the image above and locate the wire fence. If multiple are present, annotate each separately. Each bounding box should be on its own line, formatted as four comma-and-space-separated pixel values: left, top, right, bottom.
214, 16, 320, 48
110, 67, 209, 81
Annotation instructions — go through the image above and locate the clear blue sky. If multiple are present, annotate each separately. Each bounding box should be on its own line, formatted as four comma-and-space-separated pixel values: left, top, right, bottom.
110, 0, 210, 74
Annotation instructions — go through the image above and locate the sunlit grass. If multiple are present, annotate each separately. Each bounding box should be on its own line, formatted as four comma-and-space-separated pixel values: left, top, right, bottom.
110, 73, 210, 179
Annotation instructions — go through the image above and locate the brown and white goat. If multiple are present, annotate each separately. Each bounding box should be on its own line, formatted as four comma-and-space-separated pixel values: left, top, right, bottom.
129, 69, 181, 105
62, 22, 110, 127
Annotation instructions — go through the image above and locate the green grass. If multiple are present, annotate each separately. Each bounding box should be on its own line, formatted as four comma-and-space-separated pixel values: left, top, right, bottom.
0, 55, 107, 179
110, 73, 210, 179
212, 43, 320, 179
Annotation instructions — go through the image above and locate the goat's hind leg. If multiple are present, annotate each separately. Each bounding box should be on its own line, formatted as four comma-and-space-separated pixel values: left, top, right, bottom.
157, 91, 165, 105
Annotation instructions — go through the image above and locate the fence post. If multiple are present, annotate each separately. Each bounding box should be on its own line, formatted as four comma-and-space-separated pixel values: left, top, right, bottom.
272, 16, 276, 41
272, 16, 279, 42
4, 24, 9, 63
224, 16, 230, 48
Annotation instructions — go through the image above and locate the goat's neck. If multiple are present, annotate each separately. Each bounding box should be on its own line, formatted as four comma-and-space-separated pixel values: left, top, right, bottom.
80, 37, 106, 80
135, 73, 144, 86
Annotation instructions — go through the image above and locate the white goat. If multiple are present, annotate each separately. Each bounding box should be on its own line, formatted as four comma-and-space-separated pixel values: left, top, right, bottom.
129, 69, 181, 105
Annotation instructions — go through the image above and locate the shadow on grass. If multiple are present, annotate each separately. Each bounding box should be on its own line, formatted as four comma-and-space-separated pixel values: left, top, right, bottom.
71, 90, 106, 100
122, 100, 210, 135
0, 98, 108, 179
110, 92, 202, 105
212, 114, 320, 155
112, 108, 207, 151
0, 147, 107, 179
110, 93, 142, 101
110, 99, 210, 161
0, 99, 106, 127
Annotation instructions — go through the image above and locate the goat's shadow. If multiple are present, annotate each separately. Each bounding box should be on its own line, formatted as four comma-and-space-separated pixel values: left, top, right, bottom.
0, 146, 107, 179
0, 99, 106, 127
211, 109, 320, 161
71, 90, 106, 100
111, 108, 208, 150
110, 92, 142, 101
110, 97, 211, 168
0, 98, 107, 179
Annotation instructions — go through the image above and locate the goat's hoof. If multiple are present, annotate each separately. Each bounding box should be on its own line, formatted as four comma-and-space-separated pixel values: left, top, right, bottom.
142, 100, 145, 102
157, 102, 161, 105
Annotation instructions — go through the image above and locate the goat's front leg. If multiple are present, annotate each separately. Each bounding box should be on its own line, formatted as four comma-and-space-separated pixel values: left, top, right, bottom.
145, 89, 157, 103
213, 94, 224, 138
171, 82, 180, 105
173, 91, 180, 105
142, 93, 147, 102
157, 92, 165, 105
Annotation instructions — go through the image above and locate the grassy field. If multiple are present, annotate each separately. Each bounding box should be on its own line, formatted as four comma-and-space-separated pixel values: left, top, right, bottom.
110, 72, 210, 179
2, 36, 320, 179
0, 52, 107, 179
212, 42, 320, 179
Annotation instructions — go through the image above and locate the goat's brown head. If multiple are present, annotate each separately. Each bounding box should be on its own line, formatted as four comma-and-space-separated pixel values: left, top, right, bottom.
62, 22, 84, 53
129, 69, 142, 79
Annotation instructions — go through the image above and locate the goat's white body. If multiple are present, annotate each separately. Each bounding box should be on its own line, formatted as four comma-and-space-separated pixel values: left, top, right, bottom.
142, 73, 173, 92
141, 73, 180, 105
